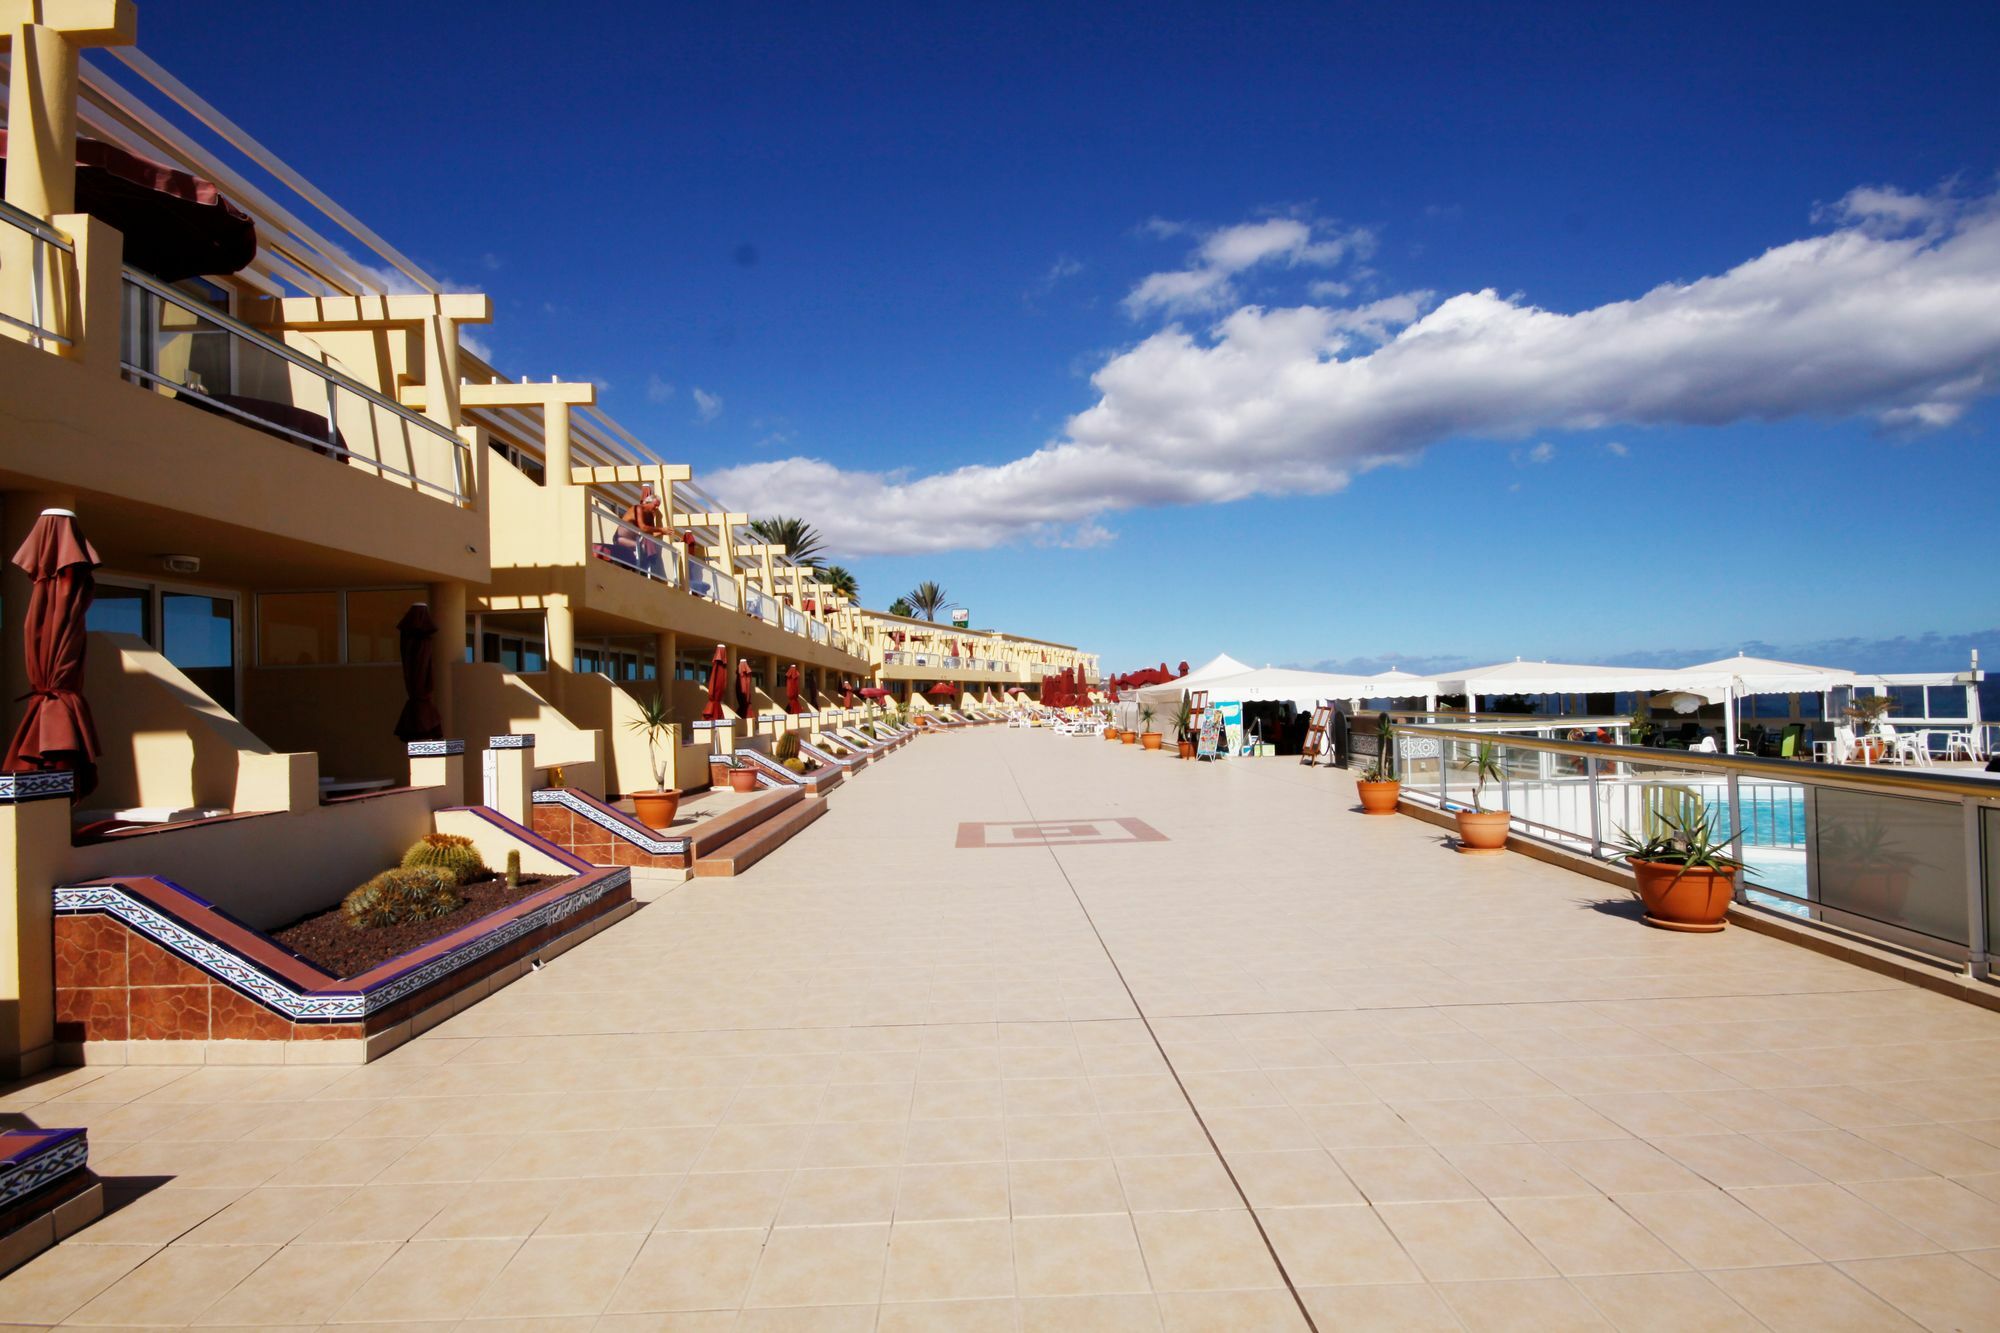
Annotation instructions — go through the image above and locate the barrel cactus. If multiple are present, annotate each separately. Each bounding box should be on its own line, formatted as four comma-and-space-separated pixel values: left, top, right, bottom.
342, 866, 463, 929
773, 731, 800, 761
783, 756, 807, 773
400, 833, 487, 885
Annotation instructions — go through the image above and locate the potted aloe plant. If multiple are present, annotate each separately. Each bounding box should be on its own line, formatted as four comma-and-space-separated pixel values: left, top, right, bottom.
1454, 741, 1510, 852
1615, 805, 1742, 931
1139, 704, 1163, 750
727, 758, 761, 794
1356, 716, 1400, 814
625, 693, 681, 828
1173, 693, 1197, 758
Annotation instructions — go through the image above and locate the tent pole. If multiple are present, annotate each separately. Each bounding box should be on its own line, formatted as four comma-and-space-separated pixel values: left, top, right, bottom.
1724, 688, 1737, 755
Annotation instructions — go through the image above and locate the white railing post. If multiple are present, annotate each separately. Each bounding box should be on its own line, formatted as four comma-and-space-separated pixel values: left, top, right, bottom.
1727, 770, 1747, 903
1587, 756, 1603, 858
1965, 800, 1989, 980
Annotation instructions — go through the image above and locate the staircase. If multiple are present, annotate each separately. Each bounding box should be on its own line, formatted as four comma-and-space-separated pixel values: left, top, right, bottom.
690, 786, 829, 877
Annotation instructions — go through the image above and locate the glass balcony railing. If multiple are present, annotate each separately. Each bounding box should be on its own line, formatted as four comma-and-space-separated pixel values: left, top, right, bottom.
121, 270, 471, 504
0, 202, 74, 351
783, 607, 804, 636
810, 620, 829, 644
586, 501, 679, 585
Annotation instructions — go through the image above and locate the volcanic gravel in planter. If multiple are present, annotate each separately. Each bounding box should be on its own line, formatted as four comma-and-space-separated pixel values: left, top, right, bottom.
271, 873, 569, 978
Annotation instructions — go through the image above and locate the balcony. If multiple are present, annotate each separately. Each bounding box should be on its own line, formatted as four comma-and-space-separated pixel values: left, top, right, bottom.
0, 202, 74, 352
121, 271, 472, 505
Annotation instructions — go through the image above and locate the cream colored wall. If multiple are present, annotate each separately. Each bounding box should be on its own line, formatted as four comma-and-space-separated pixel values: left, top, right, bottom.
448, 662, 601, 799
432, 808, 574, 877
84, 633, 315, 815
63, 784, 455, 932
242, 663, 409, 786
558, 672, 675, 796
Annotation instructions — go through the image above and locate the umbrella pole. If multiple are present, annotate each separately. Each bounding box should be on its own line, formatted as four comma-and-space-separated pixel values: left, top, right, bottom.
1724, 688, 1737, 755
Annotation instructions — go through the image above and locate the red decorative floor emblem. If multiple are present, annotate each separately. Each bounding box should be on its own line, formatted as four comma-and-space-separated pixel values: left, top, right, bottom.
955, 818, 1167, 848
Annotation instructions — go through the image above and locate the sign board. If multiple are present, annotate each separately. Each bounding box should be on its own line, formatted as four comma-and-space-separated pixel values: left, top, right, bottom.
950, 608, 970, 625
1196, 707, 1224, 760
1218, 701, 1244, 754
1302, 705, 1334, 766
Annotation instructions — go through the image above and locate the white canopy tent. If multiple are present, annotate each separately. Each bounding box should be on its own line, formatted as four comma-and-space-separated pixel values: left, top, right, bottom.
1432, 659, 1713, 699
1666, 655, 1865, 754
1130, 666, 1397, 719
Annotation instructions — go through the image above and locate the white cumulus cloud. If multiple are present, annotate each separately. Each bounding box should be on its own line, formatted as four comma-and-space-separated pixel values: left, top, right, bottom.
692, 387, 723, 423
711, 184, 2000, 558
1124, 217, 1371, 317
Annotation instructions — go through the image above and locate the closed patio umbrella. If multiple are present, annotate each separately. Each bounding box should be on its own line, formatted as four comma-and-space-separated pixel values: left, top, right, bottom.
735, 658, 755, 718
3, 509, 101, 799
840, 681, 854, 708
785, 665, 803, 714
701, 644, 728, 722
392, 603, 443, 741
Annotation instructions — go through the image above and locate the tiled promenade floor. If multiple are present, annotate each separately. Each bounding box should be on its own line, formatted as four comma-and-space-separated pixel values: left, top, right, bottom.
5, 729, 2000, 1329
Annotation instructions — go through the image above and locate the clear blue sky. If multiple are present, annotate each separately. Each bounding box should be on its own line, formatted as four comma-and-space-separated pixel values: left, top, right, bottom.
136, 2, 2000, 675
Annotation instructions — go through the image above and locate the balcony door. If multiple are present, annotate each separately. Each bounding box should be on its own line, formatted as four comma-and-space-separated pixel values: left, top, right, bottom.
87, 579, 241, 715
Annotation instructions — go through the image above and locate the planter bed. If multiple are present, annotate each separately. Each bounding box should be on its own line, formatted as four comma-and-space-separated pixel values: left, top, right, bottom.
53, 810, 632, 1065
272, 872, 569, 977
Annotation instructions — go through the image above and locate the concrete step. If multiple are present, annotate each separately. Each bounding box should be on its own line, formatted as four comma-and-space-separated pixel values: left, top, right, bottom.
686, 787, 803, 860
692, 794, 828, 877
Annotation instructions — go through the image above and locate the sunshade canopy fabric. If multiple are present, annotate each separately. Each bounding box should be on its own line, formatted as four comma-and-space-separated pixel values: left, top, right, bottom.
1432, 660, 1717, 699
1133, 666, 1398, 715
1678, 654, 1862, 697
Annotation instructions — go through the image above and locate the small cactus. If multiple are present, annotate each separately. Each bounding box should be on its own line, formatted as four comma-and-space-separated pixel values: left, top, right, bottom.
400, 833, 488, 885
505, 849, 521, 889
783, 756, 807, 773
343, 866, 463, 929
773, 731, 800, 761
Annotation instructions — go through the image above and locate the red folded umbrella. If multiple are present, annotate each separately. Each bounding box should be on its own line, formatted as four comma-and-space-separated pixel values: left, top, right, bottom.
840, 681, 854, 708
859, 686, 888, 699
785, 664, 803, 715
735, 658, 755, 717
3, 509, 101, 799
701, 644, 728, 722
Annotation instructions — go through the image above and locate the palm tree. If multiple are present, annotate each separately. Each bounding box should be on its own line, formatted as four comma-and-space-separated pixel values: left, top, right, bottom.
748, 516, 825, 568
906, 581, 948, 621
819, 565, 858, 600
887, 597, 915, 618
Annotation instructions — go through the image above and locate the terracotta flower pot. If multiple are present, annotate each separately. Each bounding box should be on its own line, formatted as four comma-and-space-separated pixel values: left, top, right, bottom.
728, 767, 760, 793
1178, 740, 1196, 759
1357, 779, 1401, 815
1141, 732, 1164, 750
1103, 728, 1120, 741
1120, 731, 1138, 745
631, 790, 680, 829
1628, 858, 1737, 932
1454, 808, 1511, 854
708, 761, 730, 788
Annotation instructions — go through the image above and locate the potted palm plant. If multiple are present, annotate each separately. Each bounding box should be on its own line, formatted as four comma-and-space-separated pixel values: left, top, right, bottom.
1845, 695, 1895, 763
1140, 704, 1163, 750
1356, 717, 1400, 814
1173, 693, 1197, 758
1615, 805, 1742, 931
625, 694, 681, 828
1454, 741, 1511, 852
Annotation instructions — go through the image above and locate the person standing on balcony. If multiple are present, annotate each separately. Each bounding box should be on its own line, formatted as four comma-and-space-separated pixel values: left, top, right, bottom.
616, 483, 675, 578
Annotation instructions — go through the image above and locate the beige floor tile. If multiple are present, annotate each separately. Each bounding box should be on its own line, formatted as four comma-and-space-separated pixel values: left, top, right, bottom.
1100, 1110, 1214, 1157
468, 1230, 646, 1318
1706, 1262, 1922, 1332
1258, 1204, 1421, 1286
607, 1228, 767, 1313
1650, 1133, 1824, 1188
1225, 1150, 1362, 1208
879, 1296, 1019, 1331
1494, 1195, 1686, 1276
192, 1240, 397, 1326
1333, 1146, 1480, 1203
734, 1302, 879, 1331
895, 1161, 1011, 1220
538, 1173, 683, 1235
1132, 1208, 1285, 1292
746, 1223, 890, 1307
778, 1166, 900, 1226
334, 1236, 520, 1322
297, 1181, 461, 1242
1113, 1154, 1239, 1213
1005, 1113, 1109, 1160
882, 1218, 1015, 1302
70, 1241, 277, 1326
1859, 1123, 2000, 1177
1437, 1277, 1610, 1331
265, 1132, 421, 1186
1839, 1252, 2000, 1332
1612, 1188, 1815, 1269
375, 1130, 521, 1183
802, 1118, 908, 1168
1731, 1182, 1941, 1261
417, 1178, 568, 1239
0, 1241, 160, 1324
1297, 1101, 1425, 1149
1848, 1174, 2000, 1250
1377, 1200, 1555, 1282
1013, 1213, 1151, 1296
662, 1170, 792, 1231
73, 1186, 244, 1245
1441, 1142, 1595, 1198
912, 1080, 1004, 1120
1019, 1292, 1162, 1331
1542, 1139, 1706, 1195
1753, 1129, 1935, 1183
904, 1117, 1007, 1164
1490, 1094, 1631, 1142
1569, 1271, 1763, 1332
1155, 1287, 1310, 1330
1299, 1281, 1460, 1330
1010, 1156, 1128, 1215
178, 1185, 353, 1245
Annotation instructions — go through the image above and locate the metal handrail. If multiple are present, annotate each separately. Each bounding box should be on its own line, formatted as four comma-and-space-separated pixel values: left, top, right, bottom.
121, 267, 469, 502
0, 201, 76, 349
1400, 722, 2000, 803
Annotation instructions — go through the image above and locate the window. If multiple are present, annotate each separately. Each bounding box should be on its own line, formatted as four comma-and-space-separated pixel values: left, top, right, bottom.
87, 584, 152, 641
258, 591, 339, 665
346, 589, 419, 664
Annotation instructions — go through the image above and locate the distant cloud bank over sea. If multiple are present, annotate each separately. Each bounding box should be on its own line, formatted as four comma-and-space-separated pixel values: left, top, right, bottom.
1295, 628, 1996, 678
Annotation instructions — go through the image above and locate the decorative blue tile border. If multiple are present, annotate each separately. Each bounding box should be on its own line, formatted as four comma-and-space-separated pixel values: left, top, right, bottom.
489, 734, 534, 750
732, 749, 802, 788
0, 771, 74, 803
532, 789, 687, 855
406, 740, 465, 757
0, 1131, 87, 1209
54, 867, 630, 1023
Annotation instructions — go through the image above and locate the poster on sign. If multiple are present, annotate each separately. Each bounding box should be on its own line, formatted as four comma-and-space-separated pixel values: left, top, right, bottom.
1196, 707, 1224, 760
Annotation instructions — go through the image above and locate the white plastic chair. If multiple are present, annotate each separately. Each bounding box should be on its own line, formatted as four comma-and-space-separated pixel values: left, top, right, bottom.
1879, 723, 1930, 766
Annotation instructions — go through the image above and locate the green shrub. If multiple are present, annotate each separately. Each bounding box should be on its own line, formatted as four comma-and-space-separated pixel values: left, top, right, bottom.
773, 731, 800, 761
343, 867, 463, 929
400, 833, 488, 885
